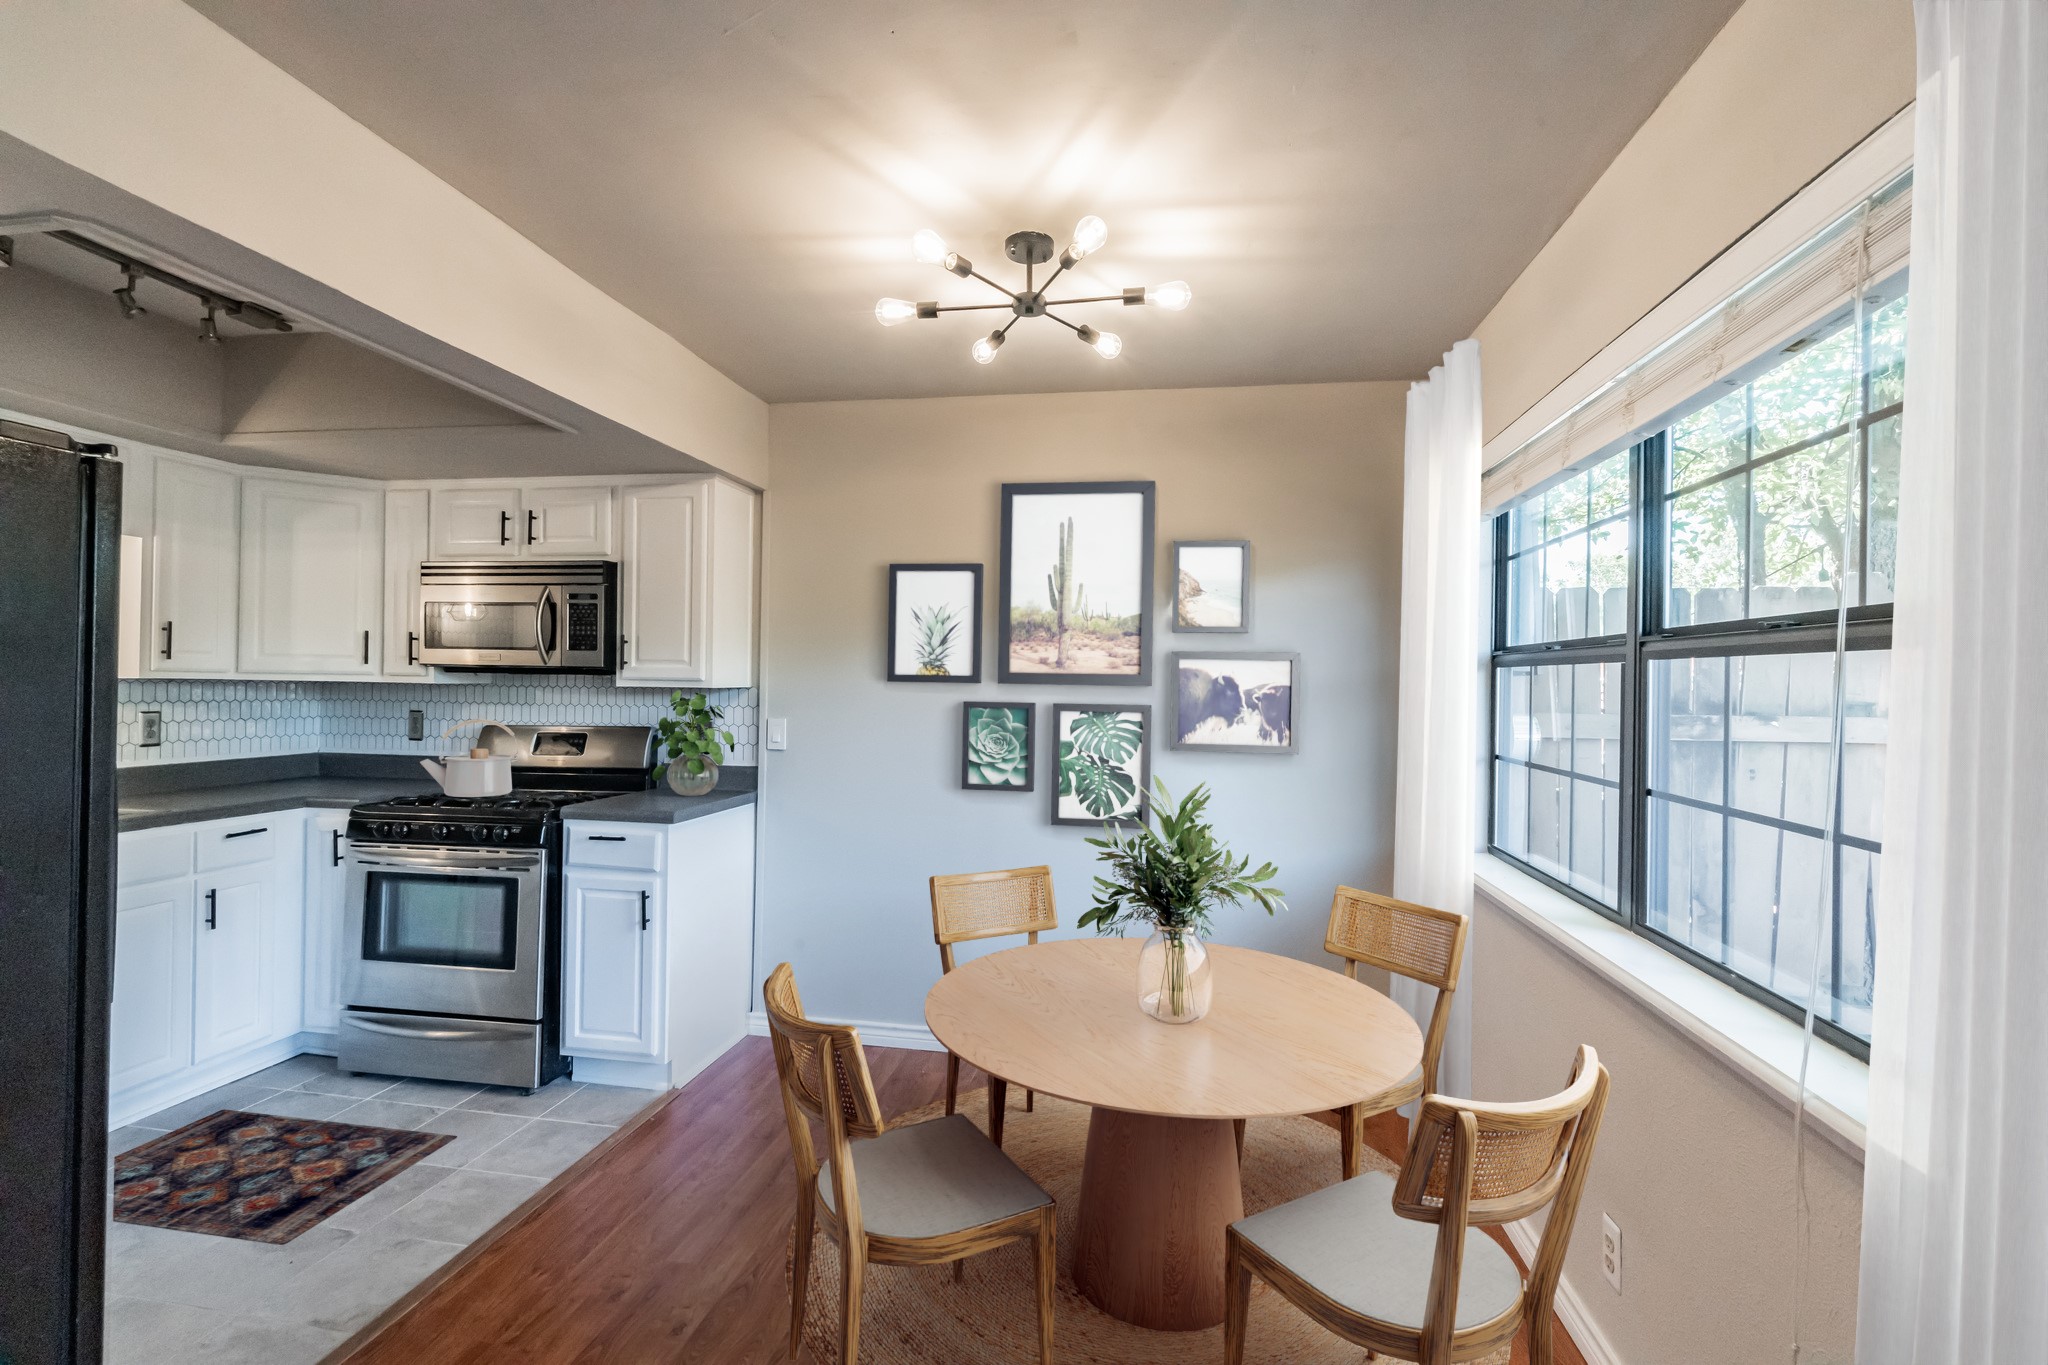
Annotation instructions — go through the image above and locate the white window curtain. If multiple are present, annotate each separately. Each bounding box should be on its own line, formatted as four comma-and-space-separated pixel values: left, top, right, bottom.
1392, 339, 1482, 1098
1857, 4, 2048, 1361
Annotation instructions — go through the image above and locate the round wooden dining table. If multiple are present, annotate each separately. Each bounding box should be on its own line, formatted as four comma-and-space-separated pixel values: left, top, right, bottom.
924, 937, 1422, 1332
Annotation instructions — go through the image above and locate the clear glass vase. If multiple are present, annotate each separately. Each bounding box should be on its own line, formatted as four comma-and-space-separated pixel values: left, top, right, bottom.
1137, 927, 1212, 1024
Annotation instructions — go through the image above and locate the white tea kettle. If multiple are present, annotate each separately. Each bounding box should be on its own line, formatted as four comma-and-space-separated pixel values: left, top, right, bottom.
420, 719, 515, 797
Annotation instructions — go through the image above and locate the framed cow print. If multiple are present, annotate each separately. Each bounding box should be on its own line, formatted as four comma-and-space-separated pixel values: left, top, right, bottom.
1171, 652, 1298, 754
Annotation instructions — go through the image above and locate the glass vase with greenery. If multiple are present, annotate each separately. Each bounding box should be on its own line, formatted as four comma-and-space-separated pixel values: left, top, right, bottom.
653, 691, 736, 796
1076, 781, 1284, 1023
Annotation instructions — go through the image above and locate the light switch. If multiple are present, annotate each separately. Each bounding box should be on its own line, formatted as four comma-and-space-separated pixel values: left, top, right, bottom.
767, 717, 788, 751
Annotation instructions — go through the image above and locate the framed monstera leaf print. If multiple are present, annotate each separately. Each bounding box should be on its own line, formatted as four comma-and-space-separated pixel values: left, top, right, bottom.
961, 702, 1035, 791
1051, 703, 1151, 827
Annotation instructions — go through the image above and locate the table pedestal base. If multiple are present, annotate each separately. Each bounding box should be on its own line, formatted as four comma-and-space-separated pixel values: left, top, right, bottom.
1073, 1108, 1245, 1330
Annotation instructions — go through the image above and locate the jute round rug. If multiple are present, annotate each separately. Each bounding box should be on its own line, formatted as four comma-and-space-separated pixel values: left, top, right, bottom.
789, 1088, 1512, 1364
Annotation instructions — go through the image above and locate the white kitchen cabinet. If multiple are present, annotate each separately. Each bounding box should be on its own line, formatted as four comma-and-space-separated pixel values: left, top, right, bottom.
239, 477, 383, 676
382, 488, 431, 678
110, 877, 195, 1095
149, 456, 240, 676
562, 868, 663, 1059
192, 867, 276, 1064
429, 486, 522, 558
618, 478, 755, 687
523, 485, 613, 557
303, 812, 350, 1033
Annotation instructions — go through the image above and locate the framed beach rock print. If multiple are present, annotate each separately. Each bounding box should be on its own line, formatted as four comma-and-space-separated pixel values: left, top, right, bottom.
1171, 652, 1298, 754
998, 481, 1154, 686
887, 563, 982, 682
1051, 703, 1151, 826
1172, 540, 1250, 632
961, 702, 1035, 791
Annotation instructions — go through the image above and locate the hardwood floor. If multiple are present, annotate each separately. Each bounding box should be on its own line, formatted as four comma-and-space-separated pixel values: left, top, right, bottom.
341, 1038, 1587, 1365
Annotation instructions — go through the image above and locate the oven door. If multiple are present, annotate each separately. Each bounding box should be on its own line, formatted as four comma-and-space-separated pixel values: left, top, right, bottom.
417, 580, 562, 670
342, 844, 546, 1020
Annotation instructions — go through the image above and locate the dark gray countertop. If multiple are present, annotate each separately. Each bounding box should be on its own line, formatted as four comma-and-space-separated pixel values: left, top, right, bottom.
562, 787, 757, 825
119, 777, 440, 833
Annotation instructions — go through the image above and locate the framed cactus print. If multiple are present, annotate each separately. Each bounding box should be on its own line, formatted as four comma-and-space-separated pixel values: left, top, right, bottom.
887, 564, 982, 683
1051, 703, 1151, 827
960, 702, 1035, 791
998, 481, 1154, 686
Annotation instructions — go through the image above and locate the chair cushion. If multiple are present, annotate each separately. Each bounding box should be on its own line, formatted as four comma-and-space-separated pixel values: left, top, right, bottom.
818, 1115, 1051, 1240
1233, 1171, 1523, 1332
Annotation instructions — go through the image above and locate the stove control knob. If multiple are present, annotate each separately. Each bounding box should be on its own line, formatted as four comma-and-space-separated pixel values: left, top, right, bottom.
375, 823, 396, 839
469, 825, 491, 842
495, 826, 515, 842
435, 823, 458, 840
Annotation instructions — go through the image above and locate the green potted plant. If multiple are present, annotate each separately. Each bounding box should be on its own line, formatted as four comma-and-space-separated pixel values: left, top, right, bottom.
1076, 781, 1284, 1023
653, 691, 736, 797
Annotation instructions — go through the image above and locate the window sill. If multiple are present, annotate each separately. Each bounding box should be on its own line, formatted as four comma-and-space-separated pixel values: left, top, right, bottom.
1474, 853, 1868, 1157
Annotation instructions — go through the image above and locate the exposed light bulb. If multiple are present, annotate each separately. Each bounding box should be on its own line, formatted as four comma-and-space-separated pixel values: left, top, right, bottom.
912, 229, 949, 265
1076, 325, 1122, 359
875, 297, 917, 327
971, 331, 1005, 365
1148, 280, 1193, 311
1070, 215, 1108, 258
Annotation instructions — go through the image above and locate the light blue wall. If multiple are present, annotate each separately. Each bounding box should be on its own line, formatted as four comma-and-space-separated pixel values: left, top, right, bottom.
758, 382, 1407, 1033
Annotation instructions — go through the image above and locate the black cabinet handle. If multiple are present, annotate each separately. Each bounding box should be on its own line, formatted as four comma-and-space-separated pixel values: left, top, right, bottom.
407, 631, 419, 666
331, 830, 343, 867
640, 890, 650, 931
161, 620, 174, 660
527, 509, 537, 545
224, 826, 267, 839
362, 629, 370, 666
620, 635, 629, 663
587, 834, 626, 842
499, 510, 511, 545
204, 888, 217, 930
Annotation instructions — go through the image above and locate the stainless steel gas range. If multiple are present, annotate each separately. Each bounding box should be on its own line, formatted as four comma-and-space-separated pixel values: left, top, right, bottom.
337, 725, 654, 1091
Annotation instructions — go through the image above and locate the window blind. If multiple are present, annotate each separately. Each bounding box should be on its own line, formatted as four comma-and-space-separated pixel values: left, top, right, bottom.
1481, 174, 1912, 512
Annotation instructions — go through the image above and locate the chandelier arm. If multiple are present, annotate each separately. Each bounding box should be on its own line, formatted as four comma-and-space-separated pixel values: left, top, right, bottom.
1041, 310, 1083, 333
1035, 258, 1074, 298
965, 267, 1019, 300
1045, 294, 1128, 306
931, 301, 1017, 312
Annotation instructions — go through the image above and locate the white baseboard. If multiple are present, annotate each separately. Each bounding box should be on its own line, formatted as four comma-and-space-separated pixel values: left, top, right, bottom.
109, 1034, 313, 1130
747, 1010, 942, 1052
1505, 1221, 1625, 1365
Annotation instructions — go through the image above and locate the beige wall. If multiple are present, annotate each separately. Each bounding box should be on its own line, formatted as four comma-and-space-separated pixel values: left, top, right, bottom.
756, 383, 1406, 1026
1474, 0, 1915, 444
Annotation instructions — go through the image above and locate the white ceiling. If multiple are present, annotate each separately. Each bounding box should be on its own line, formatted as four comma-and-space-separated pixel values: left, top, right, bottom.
184, 0, 1739, 404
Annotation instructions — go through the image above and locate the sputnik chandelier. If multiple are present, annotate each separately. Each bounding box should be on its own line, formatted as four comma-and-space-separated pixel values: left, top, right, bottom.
875, 216, 1190, 364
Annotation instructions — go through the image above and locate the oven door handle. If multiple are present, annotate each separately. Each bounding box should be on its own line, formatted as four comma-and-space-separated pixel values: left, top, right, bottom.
349, 848, 543, 873
343, 1014, 530, 1043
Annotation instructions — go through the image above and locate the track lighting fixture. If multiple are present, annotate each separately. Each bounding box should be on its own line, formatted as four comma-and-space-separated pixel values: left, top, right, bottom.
114, 267, 147, 319
877, 215, 1189, 365
197, 304, 221, 345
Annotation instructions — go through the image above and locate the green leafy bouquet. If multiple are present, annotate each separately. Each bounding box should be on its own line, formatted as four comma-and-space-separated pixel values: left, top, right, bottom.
652, 690, 736, 778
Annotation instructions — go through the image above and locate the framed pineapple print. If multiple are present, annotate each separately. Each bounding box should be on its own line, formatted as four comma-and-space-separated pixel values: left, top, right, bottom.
1051, 703, 1151, 827
961, 702, 1035, 791
998, 481, 1154, 686
887, 564, 982, 683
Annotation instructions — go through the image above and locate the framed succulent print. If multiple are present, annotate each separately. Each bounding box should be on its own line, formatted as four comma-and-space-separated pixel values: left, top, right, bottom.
1171, 651, 1298, 754
998, 481, 1154, 686
961, 702, 1035, 791
887, 563, 982, 683
1051, 703, 1151, 827
1172, 540, 1251, 632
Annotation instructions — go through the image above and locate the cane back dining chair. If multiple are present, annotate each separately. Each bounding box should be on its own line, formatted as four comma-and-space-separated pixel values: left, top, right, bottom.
763, 964, 1056, 1365
1227, 1045, 1610, 1365
1323, 886, 1470, 1178
930, 865, 1056, 1147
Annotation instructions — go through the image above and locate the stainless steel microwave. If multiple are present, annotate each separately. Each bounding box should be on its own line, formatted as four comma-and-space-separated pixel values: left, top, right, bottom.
417, 561, 617, 673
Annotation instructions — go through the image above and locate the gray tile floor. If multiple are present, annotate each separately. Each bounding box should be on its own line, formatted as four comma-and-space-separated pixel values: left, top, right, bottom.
105, 1056, 661, 1365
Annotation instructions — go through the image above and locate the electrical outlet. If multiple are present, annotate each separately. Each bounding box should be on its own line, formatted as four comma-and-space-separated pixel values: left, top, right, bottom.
407, 709, 425, 742
767, 717, 788, 751
139, 710, 162, 747
1600, 1213, 1622, 1292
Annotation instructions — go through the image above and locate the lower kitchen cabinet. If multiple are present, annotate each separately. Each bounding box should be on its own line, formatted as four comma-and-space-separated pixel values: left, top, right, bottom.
192, 870, 274, 1063
110, 876, 196, 1095
303, 812, 351, 1033
561, 805, 755, 1089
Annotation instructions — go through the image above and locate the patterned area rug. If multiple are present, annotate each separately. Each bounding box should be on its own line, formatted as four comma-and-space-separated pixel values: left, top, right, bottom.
113, 1109, 451, 1245
790, 1090, 1513, 1365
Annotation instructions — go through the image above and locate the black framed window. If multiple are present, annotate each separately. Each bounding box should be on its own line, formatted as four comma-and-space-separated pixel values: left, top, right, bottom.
1488, 278, 1906, 1059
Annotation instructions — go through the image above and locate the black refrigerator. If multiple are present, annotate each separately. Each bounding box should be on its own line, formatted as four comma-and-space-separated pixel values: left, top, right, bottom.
0, 419, 120, 1365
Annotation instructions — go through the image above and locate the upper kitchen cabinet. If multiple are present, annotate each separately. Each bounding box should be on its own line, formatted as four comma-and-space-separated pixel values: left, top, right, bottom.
239, 477, 383, 676
428, 485, 613, 559
382, 489, 431, 678
149, 457, 241, 676
619, 477, 756, 688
